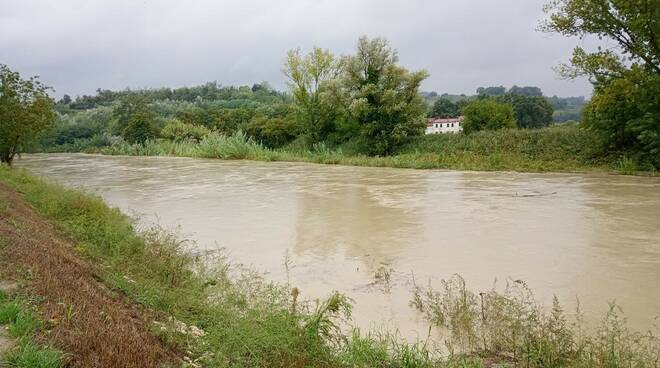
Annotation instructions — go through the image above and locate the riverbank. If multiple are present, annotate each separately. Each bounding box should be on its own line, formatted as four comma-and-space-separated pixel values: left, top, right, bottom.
0, 166, 658, 367
44, 125, 656, 175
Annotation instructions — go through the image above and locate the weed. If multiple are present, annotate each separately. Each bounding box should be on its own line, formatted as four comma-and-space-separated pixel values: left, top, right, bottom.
410, 275, 660, 367
0, 300, 21, 325
617, 155, 638, 175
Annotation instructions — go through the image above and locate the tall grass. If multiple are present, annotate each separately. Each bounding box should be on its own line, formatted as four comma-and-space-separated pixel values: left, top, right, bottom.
411, 275, 659, 367
1, 167, 658, 367
100, 131, 275, 161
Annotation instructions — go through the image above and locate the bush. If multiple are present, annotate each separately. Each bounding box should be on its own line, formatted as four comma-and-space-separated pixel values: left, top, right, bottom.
122, 109, 156, 144
462, 99, 517, 134
160, 119, 211, 143
583, 67, 660, 168
195, 131, 271, 160
244, 115, 301, 148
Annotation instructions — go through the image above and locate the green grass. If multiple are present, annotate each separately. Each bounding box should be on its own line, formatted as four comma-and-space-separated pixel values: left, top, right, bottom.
4, 342, 63, 368
0, 166, 658, 367
0, 292, 64, 368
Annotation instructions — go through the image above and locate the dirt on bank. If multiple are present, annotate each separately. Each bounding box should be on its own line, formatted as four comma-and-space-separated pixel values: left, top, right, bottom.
0, 183, 182, 368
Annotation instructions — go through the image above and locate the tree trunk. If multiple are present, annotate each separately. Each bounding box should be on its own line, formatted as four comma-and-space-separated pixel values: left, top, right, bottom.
0, 152, 14, 166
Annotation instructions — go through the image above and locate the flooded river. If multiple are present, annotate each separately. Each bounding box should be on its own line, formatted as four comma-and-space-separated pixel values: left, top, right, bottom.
17, 154, 660, 337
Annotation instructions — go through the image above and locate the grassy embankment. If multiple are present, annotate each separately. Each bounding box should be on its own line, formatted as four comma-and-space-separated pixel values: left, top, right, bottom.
49, 124, 651, 174
0, 166, 658, 367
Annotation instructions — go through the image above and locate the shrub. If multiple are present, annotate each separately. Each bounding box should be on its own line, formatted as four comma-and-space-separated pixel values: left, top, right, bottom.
462, 99, 517, 134
195, 131, 271, 160
160, 119, 210, 143
122, 109, 156, 144
244, 115, 300, 148
583, 67, 660, 168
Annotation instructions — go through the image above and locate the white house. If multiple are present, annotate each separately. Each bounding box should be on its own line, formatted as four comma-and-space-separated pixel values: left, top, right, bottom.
426, 117, 464, 134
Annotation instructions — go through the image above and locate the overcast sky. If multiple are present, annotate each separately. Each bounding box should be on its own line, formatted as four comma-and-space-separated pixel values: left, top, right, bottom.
1, 0, 595, 98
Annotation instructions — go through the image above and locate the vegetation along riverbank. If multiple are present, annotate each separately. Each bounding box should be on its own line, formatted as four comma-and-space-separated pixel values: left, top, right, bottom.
1, 165, 659, 367
62, 124, 635, 174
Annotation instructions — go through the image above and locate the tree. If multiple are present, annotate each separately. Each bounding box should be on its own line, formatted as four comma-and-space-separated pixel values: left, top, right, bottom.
59, 94, 72, 105
462, 99, 517, 134
508, 85, 543, 97
283, 47, 341, 143
0, 65, 55, 165
583, 67, 660, 165
341, 37, 428, 155
429, 98, 459, 118
122, 107, 156, 144
498, 94, 554, 128
113, 96, 156, 144
543, 0, 660, 166
476, 86, 506, 96
542, 0, 659, 80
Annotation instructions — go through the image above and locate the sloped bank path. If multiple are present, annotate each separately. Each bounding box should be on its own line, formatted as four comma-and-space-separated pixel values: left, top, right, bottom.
0, 182, 182, 368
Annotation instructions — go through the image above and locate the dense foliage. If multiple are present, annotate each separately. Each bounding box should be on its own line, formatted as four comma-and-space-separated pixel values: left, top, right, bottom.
497, 94, 554, 129
462, 99, 517, 134
284, 37, 429, 155
428, 98, 461, 118
339, 37, 428, 155
0, 65, 55, 165
583, 67, 660, 167
426, 86, 584, 124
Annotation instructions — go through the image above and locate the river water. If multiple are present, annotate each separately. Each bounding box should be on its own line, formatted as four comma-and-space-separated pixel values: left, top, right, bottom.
16, 154, 660, 337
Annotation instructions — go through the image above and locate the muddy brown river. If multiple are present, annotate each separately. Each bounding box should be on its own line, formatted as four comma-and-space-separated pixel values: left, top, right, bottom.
17, 154, 660, 338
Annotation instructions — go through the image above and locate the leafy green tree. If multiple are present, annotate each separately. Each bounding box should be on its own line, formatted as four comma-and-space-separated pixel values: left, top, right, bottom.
543, 0, 659, 80
498, 94, 554, 128
428, 98, 459, 118
508, 85, 544, 97
283, 47, 341, 143
462, 99, 517, 134
341, 37, 428, 155
112, 95, 145, 135
0, 65, 55, 165
543, 0, 660, 166
121, 104, 156, 144
583, 67, 660, 165
59, 94, 72, 105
